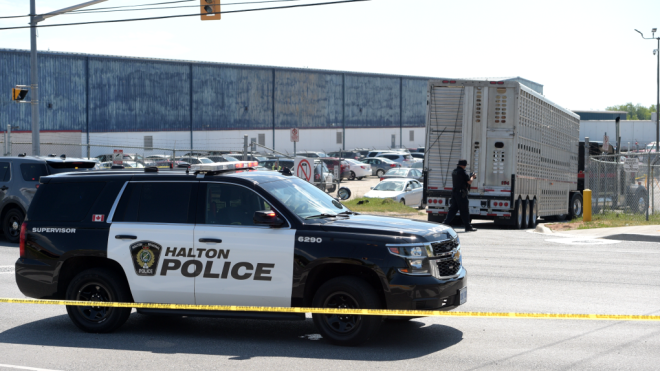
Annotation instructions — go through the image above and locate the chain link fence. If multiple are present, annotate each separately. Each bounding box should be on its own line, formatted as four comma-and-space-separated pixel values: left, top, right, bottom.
585, 153, 660, 216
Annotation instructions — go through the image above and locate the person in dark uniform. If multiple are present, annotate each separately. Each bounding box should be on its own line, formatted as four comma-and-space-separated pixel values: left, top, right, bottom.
444, 159, 477, 232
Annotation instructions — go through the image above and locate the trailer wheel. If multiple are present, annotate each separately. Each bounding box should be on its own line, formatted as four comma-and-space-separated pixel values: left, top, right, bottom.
521, 199, 530, 229
569, 193, 583, 219
512, 198, 523, 229
528, 199, 538, 228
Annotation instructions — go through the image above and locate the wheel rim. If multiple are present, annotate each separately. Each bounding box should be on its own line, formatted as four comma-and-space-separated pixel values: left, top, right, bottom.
8, 214, 21, 238
322, 291, 361, 334
377, 170, 384, 177
525, 202, 530, 225
349, 171, 355, 180
573, 199, 582, 216
76, 282, 113, 323
517, 201, 522, 226
531, 201, 537, 224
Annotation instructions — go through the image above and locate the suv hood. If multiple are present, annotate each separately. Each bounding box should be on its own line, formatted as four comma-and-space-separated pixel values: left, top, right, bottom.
318, 214, 453, 241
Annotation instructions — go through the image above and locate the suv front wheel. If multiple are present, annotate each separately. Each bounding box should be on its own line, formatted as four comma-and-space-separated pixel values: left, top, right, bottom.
3, 208, 24, 243
65, 268, 132, 333
312, 276, 382, 346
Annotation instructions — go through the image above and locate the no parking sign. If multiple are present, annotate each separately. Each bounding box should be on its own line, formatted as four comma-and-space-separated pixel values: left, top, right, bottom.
294, 157, 313, 182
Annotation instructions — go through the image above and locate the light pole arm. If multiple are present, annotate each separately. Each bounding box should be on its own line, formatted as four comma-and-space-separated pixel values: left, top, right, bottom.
34, 0, 107, 23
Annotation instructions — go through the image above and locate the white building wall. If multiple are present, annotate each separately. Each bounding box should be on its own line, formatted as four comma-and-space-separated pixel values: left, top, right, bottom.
71, 127, 427, 158
580, 120, 657, 149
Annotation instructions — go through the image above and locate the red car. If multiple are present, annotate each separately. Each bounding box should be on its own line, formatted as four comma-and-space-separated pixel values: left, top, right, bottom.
320, 158, 351, 180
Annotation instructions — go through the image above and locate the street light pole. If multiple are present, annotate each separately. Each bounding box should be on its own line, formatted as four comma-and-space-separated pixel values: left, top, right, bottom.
28, 0, 107, 156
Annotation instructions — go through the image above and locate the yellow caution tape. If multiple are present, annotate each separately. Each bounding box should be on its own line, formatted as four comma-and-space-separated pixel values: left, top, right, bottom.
1, 298, 659, 321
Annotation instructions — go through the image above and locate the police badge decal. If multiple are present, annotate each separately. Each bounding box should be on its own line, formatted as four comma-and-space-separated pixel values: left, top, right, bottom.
129, 241, 162, 276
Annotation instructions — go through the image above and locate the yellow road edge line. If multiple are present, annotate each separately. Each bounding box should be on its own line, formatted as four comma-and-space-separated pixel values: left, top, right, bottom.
1, 298, 659, 321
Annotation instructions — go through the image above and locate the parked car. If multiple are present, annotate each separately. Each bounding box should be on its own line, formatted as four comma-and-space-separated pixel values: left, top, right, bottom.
361, 157, 401, 177
175, 157, 214, 165
151, 160, 191, 169
410, 152, 424, 160
226, 153, 268, 162
96, 153, 145, 164
368, 152, 413, 168
207, 155, 240, 163
296, 151, 327, 158
380, 167, 423, 182
354, 149, 372, 159
99, 161, 145, 169
326, 150, 362, 161
344, 159, 371, 180
0, 155, 96, 242
320, 158, 350, 180
364, 178, 424, 207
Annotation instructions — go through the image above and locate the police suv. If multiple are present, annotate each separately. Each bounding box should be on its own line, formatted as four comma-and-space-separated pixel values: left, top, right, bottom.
15, 161, 466, 346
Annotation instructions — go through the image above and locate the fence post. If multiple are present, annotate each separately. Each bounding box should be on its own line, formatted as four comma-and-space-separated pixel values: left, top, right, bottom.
7, 125, 11, 156
87, 143, 90, 159
647, 154, 651, 221
243, 135, 248, 161
584, 137, 590, 191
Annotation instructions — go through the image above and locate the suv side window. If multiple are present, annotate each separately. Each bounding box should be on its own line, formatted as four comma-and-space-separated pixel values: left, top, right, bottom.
21, 163, 48, 182
383, 155, 398, 160
0, 162, 10, 182
114, 182, 196, 224
203, 183, 272, 226
29, 182, 106, 222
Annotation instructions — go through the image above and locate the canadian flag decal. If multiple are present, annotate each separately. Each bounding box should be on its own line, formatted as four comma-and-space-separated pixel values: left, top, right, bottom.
93, 214, 105, 222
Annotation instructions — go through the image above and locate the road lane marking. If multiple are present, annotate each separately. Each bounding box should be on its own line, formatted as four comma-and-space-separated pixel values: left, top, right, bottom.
0, 364, 63, 371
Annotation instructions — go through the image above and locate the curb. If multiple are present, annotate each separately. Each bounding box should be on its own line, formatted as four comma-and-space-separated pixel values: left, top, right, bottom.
534, 224, 553, 234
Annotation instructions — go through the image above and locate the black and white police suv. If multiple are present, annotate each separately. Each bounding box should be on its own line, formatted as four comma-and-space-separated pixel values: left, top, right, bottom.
15, 161, 466, 346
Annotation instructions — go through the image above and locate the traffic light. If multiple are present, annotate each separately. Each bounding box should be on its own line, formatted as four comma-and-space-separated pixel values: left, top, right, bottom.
12, 87, 28, 101
200, 0, 220, 20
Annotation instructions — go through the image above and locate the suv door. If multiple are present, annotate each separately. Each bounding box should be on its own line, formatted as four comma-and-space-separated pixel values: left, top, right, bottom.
108, 181, 198, 304
194, 182, 295, 307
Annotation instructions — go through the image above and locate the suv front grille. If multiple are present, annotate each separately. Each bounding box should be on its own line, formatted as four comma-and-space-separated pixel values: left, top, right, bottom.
436, 258, 461, 277
431, 239, 458, 256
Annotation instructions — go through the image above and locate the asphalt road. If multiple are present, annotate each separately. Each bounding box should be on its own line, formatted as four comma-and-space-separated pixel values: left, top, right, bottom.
1, 223, 659, 371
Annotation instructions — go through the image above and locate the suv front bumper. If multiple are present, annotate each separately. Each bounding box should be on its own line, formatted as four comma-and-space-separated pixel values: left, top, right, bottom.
385, 267, 467, 311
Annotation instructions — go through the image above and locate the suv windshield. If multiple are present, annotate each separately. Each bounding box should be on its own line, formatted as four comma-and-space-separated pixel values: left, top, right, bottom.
373, 181, 405, 192
260, 177, 348, 218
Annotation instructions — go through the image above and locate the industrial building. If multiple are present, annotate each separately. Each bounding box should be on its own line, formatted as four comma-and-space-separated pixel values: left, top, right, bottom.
1, 48, 543, 156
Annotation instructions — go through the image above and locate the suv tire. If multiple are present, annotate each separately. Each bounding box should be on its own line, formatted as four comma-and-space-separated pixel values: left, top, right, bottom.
65, 268, 132, 333
312, 277, 382, 346
3, 208, 24, 243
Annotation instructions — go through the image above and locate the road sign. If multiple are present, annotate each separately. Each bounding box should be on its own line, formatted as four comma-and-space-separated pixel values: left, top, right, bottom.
294, 157, 312, 182
113, 149, 123, 165
291, 128, 299, 142
623, 157, 639, 173
603, 133, 609, 151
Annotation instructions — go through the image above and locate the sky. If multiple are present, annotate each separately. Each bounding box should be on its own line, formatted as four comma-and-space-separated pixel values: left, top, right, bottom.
1, 0, 660, 111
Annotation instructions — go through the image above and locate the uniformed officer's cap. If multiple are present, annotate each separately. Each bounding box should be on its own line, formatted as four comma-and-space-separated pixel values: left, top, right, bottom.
457, 159, 468, 166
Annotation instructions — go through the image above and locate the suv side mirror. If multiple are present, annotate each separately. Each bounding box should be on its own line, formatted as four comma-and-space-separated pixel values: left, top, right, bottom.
253, 210, 286, 228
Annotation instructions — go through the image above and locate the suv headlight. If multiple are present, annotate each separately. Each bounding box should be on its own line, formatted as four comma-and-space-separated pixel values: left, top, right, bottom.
388, 245, 432, 275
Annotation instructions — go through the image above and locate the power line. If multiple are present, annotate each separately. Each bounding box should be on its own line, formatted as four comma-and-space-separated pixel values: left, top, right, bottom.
68, 0, 301, 16
0, 0, 297, 20
0, 0, 369, 31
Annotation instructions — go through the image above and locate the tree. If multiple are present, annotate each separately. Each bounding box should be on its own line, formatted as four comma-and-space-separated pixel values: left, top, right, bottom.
605, 103, 657, 120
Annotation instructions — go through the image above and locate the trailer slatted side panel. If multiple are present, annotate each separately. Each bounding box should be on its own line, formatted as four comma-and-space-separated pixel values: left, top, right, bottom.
517, 86, 579, 216
426, 86, 465, 190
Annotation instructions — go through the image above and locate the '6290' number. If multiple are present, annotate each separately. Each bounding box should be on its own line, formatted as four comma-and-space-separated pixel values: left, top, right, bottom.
298, 236, 323, 243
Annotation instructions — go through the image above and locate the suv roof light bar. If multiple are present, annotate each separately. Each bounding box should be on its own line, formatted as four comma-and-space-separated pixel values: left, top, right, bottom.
191, 161, 259, 176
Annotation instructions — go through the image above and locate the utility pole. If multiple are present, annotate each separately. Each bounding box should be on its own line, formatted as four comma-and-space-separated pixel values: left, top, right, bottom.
635, 28, 660, 216
29, 0, 107, 156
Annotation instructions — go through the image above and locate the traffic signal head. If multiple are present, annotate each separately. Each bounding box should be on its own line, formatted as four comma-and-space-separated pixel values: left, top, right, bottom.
200, 0, 220, 20
12, 87, 28, 101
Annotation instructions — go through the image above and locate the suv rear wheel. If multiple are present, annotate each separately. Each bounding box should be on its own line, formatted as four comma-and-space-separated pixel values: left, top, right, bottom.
65, 268, 132, 333
312, 277, 382, 346
3, 208, 24, 243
